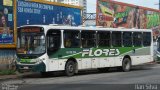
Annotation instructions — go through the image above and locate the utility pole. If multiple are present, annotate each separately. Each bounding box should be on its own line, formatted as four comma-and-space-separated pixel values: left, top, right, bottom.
155, 0, 160, 10
159, 0, 160, 10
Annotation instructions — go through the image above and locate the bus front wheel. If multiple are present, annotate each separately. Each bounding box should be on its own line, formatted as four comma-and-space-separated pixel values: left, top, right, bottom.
65, 60, 76, 76
122, 58, 131, 72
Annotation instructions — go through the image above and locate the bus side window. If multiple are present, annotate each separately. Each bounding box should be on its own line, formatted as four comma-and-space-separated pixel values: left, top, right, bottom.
123, 32, 132, 47
64, 30, 80, 48
47, 30, 61, 55
133, 32, 142, 47
81, 31, 96, 48
97, 31, 110, 47
112, 31, 122, 47
143, 32, 151, 46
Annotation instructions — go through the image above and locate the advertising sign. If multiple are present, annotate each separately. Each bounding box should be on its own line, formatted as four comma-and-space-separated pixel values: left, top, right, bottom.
96, 0, 160, 36
17, 0, 82, 27
0, 0, 14, 44
3, 0, 13, 6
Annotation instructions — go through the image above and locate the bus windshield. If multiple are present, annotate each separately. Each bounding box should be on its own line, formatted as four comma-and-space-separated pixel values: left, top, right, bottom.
17, 27, 45, 55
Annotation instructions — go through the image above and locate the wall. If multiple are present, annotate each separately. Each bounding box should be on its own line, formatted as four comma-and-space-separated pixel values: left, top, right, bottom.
0, 49, 16, 70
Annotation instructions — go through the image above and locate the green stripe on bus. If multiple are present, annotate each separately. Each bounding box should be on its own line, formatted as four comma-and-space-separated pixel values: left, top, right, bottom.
48, 46, 150, 59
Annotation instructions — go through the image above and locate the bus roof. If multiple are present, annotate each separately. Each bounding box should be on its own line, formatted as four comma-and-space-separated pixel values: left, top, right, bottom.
19, 25, 152, 33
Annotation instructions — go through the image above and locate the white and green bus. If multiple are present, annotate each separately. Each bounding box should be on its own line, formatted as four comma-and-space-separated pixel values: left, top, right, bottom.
16, 25, 153, 76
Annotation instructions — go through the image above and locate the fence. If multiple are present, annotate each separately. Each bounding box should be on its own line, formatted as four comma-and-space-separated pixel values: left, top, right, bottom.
0, 49, 16, 70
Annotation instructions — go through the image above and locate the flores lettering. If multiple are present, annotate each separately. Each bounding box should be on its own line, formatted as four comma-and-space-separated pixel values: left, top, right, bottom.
82, 49, 120, 57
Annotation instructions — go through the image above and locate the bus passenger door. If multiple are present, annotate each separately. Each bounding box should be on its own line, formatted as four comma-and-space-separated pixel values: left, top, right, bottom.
47, 30, 61, 71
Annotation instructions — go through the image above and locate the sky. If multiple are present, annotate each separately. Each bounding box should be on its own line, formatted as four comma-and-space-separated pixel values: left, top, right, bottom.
87, 0, 160, 13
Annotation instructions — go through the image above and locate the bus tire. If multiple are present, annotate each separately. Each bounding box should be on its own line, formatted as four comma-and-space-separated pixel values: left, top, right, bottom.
122, 58, 131, 72
65, 60, 76, 76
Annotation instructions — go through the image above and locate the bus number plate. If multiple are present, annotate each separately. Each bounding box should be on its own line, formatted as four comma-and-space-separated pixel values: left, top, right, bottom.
23, 67, 29, 69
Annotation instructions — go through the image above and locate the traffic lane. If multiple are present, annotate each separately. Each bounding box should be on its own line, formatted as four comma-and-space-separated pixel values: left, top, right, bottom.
18, 84, 135, 90
18, 64, 159, 90
19, 63, 157, 79
2, 64, 160, 90
2, 63, 159, 84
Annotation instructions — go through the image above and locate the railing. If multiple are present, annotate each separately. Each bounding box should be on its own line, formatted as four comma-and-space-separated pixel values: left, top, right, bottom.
0, 50, 16, 70
83, 13, 96, 24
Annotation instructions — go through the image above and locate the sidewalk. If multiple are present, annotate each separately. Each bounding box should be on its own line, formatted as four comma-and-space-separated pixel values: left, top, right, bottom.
0, 74, 18, 80
0, 72, 34, 81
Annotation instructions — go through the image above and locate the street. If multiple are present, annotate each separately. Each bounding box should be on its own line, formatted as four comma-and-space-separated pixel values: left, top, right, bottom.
1, 64, 160, 90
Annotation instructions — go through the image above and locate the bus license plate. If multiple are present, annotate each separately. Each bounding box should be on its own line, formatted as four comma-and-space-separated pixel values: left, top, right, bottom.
23, 67, 29, 69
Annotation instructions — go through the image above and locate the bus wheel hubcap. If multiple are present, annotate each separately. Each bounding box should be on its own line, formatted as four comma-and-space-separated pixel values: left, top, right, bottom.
68, 65, 74, 72
125, 61, 130, 70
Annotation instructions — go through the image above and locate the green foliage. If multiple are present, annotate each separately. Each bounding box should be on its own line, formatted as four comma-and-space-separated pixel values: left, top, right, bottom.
0, 70, 16, 75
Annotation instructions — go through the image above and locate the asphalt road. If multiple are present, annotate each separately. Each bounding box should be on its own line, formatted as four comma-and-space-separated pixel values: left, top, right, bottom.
1, 64, 160, 90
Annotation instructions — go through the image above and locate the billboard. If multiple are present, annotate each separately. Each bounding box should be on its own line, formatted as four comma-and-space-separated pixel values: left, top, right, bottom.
0, 0, 82, 48
96, 0, 160, 36
0, 0, 14, 44
17, 0, 82, 27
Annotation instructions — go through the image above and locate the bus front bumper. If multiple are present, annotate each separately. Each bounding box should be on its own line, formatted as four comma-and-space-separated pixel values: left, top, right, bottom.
16, 62, 46, 72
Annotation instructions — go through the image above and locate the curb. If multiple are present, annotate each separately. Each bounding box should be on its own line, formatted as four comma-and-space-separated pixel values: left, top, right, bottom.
0, 75, 18, 82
